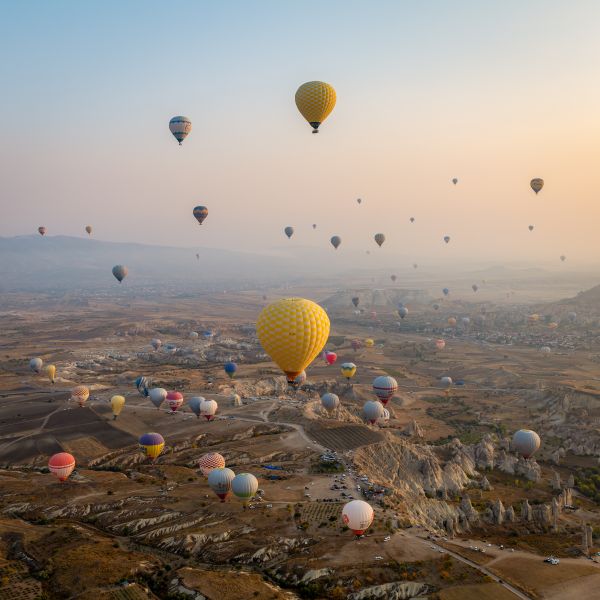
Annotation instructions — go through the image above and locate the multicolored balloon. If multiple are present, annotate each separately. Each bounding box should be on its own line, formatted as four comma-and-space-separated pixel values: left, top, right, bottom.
139, 432, 165, 460
372, 375, 398, 405
341, 362, 357, 380
231, 473, 259, 506
71, 385, 90, 407
200, 398, 218, 421
166, 391, 184, 412
193, 206, 208, 225
169, 116, 192, 145
342, 500, 374, 537
135, 376, 150, 398
208, 467, 235, 501
48, 452, 76, 482
198, 452, 226, 477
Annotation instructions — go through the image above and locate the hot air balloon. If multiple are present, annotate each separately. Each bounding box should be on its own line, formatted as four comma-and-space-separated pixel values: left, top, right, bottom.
148, 387, 167, 409
413, 263, 418, 269
284, 226, 294, 239
208, 467, 235, 501
169, 116, 192, 145
540, 346, 551, 354
139, 432, 164, 460
330, 235, 341, 249
364, 339, 374, 349
363, 400, 384, 424
256, 298, 330, 387
188, 396, 204, 418
461, 317, 470, 327
324, 351, 337, 365
512, 429, 540, 459
528, 314, 540, 323
548, 322, 558, 330
151, 338, 162, 351
374, 233, 385, 247
342, 500, 374, 537
189, 331, 199, 339
351, 339, 362, 352
45, 364, 56, 384
372, 375, 398, 405
224, 362, 237, 379
313, 223, 317, 229
472, 284, 478, 292
112, 265, 128, 283
448, 317, 457, 327
111, 395, 125, 419
435, 339, 446, 351
341, 362, 357, 380
433, 303, 440, 311
200, 398, 218, 421
321, 392, 340, 412
198, 452, 226, 477
135, 376, 150, 398
196, 253, 200, 260
560, 255, 566, 262
567, 311, 577, 323
166, 391, 184, 413
85, 225, 92, 236
294, 371, 307, 388
231, 392, 242, 407
38, 226, 46, 236
352, 297, 360, 308
357, 198, 362, 204
48, 452, 75, 482
71, 385, 89, 407
398, 307, 408, 319
193, 206, 208, 225
295, 81, 336, 133
443, 236, 450, 244
409, 217, 415, 223
232, 473, 259, 506
29, 357, 43, 373
440, 376, 453, 389
528, 225, 534, 231
443, 288, 449, 296
391, 274, 397, 282
530, 178, 544, 194
452, 178, 458, 185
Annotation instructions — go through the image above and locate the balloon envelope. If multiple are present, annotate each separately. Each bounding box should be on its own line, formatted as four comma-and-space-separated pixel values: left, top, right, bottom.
198, 452, 225, 477
231, 473, 258, 502
135, 376, 151, 398
148, 387, 167, 409
374, 233, 385, 247
208, 467, 235, 501
48, 452, 75, 482
341, 362, 357, 380
372, 375, 398, 405
85, 225, 92, 235
45, 364, 56, 383
330, 235, 341, 249
29, 357, 43, 373
38, 226, 46, 236
512, 429, 540, 458
342, 500, 374, 535
169, 116, 192, 145
256, 298, 330, 385
224, 362, 237, 378
284, 226, 294, 239
111, 395, 125, 418
295, 81, 336, 133
139, 432, 165, 460
112, 265, 128, 283
530, 178, 544, 194
71, 385, 89, 407
166, 391, 184, 412
363, 400, 384, 423
321, 392, 340, 412
193, 206, 208, 225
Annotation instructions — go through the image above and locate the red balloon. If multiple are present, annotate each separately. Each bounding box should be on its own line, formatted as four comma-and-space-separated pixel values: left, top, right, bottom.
325, 351, 337, 365
48, 452, 76, 482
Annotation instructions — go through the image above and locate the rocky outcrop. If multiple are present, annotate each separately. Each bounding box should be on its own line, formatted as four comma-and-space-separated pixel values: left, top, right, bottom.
505, 505, 515, 522
459, 495, 479, 524
491, 499, 505, 525
480, 476, 492, 491
552, 471, 562, 490
521, 500, 532, 522
300, 568, 333, 584
348, 582, 430, 599
473, 435, 495, 470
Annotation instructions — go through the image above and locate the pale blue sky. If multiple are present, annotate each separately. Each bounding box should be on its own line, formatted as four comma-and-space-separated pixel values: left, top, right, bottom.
2, 1, 600, 265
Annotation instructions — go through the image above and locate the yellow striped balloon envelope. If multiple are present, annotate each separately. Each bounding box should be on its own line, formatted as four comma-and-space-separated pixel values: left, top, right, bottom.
256, 298, 330, 386
295, 81, 336, 133
139, 432, 165, 461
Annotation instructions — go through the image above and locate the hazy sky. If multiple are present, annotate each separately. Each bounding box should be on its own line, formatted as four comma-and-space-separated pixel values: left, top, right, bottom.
2, 1, 600, 266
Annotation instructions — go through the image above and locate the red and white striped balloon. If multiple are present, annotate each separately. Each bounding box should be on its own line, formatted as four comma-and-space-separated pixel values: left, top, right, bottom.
198, 452, 226, 477
48, 452, 75, 482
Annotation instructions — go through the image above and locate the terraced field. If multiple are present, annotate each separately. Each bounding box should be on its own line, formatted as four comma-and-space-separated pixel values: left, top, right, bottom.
305, 423, 384, 451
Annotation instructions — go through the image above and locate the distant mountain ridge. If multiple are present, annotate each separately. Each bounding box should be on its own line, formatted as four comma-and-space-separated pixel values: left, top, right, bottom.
0, 235, 298, 291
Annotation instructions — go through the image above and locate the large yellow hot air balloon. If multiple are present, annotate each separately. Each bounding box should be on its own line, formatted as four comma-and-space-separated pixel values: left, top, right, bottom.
111, 395, 125, 419
256, 298, 330, 386
45, 364, 56, 384
295, 81, 336, 133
